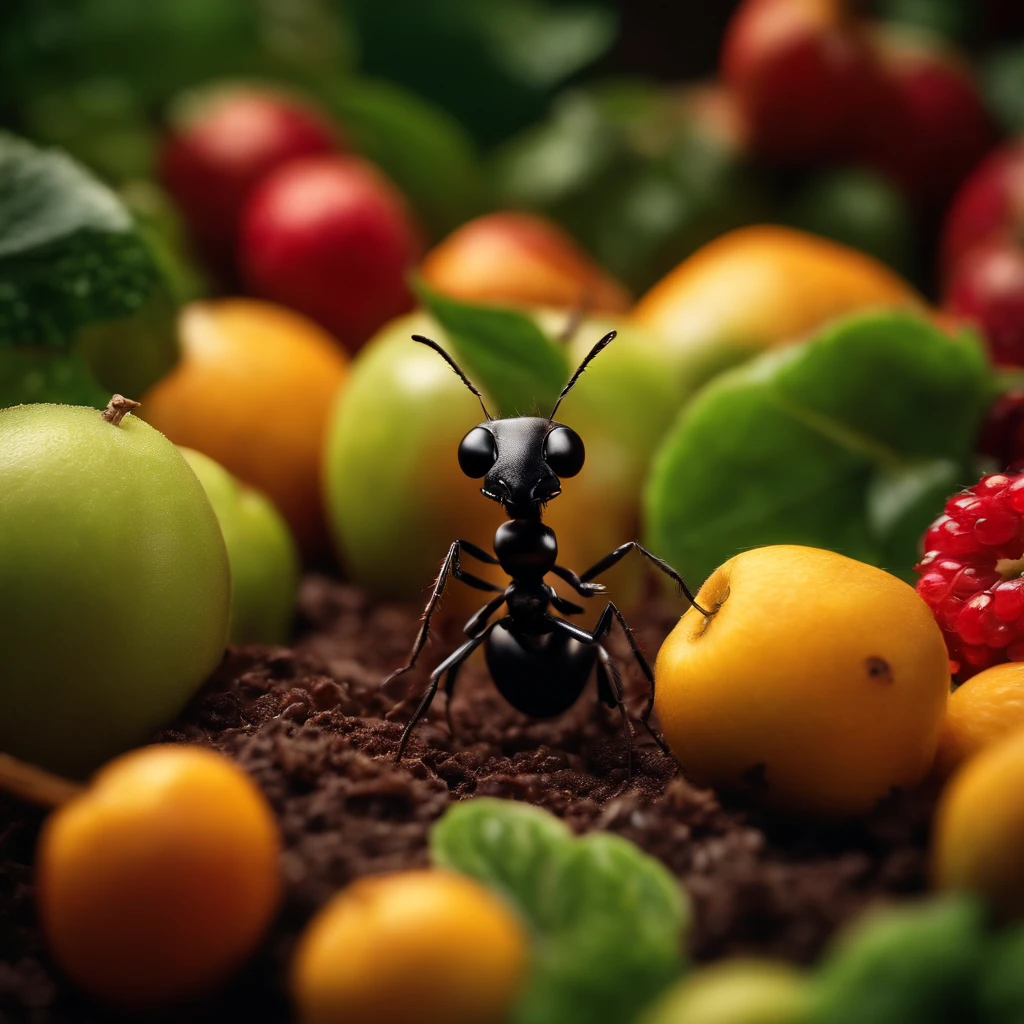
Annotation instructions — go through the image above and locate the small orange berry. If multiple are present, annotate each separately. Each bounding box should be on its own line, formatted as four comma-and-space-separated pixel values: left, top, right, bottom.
291, 869, 528, 1024
934, 727, 1024, 919
934, 662, 1024, 777
38, 745, 281, 1010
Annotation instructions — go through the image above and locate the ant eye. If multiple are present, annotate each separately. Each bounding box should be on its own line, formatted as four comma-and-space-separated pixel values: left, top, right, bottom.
458, 426, 496, 478
544, 426, 584, 478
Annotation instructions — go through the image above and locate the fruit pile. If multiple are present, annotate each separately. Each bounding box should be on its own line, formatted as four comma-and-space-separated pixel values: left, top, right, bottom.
7, 0, 1024, 1021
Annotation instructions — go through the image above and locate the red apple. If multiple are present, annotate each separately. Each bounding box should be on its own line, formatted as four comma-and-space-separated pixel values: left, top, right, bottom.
721, 0, 886, 164
158, 85, 341, 274
942, 140, 1024, 278
944, 237, 1024, 366
862, 28, 997, 208
239, 155, 423, 350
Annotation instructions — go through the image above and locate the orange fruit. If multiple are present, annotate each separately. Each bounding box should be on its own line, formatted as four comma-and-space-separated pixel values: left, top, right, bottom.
933, 727, 1024, 919
421, 211, 630, 314
654, 546, 950, 817
291, 869, 528, 1024
143, 299, 349, 552
38, 745, 280, 1010
633, 225, 925, 395
934, 662, 1024, 778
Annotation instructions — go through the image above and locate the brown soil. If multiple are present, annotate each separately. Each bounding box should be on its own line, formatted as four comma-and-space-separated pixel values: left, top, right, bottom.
0, 576, 934, 1023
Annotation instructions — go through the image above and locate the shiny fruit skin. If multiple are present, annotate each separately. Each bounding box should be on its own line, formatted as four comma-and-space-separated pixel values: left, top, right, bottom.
0, 405, 230, 777
933, 727, 1024, 919
291, 869, 527, 1024
142, 299, 349, 554
38, 745, 280, 1010
632, 226, 923, 401
158, 85, 339, 273
935, 662, 1024, 777
420, 211, 630, 314
323, 310, 679, 608
722, 0, 886, 164
942, 140, 1024, 278
239, 155, 422, 350
863, 28, 997, 208
654, 546, 950, 817
640, 959, 811, 1024
181, 448, 299, 645
943, 237, 1024, 366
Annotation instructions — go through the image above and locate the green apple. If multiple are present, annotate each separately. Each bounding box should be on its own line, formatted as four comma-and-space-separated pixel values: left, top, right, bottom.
181, 447, 299, 645
0, 398, 230, 776
640, 960, 811, 1024
323, 309, 681, 609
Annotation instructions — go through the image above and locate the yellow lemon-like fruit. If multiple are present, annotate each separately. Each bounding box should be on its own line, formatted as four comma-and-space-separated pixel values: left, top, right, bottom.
640, 959, 811, 1024
632, 226, 924, 397
654, 545, 950, 817
934, 662, 1024, 777
38, 745, 281, 1010
934, 727, 1024, 918
291, 869, 528, 1024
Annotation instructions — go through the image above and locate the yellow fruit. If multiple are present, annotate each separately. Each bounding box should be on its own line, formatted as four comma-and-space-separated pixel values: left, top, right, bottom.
633, 226, 924, 396
934, 662, 1024, 777
934, 727, 1024, 918
142, 298, 349, 553
640, 959, 811, 1024
291, 869, 528, 1024
654, 545, 950, 817
38, 745, 281, 1010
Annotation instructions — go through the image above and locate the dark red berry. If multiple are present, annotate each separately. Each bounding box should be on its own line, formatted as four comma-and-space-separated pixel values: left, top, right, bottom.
916, 470, 1024, 680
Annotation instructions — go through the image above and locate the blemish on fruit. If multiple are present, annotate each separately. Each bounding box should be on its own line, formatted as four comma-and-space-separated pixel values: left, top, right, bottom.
741, 762, 769, 791
866, 656, 893, 684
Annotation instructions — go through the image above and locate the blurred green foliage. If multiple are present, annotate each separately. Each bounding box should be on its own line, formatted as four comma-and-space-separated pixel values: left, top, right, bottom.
493, 81, 765, 293
785, 170, 916, 282
340, 0, 618, 147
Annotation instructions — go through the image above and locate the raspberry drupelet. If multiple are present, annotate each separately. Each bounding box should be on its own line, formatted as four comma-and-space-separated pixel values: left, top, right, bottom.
916, 472, 1024, 681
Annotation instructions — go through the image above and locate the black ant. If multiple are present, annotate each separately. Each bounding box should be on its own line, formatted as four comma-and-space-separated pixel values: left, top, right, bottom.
383, 330, 708, 774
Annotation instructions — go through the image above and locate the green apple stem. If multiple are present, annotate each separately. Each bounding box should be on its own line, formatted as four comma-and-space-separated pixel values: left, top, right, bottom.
101, 394, 141, 427
0, 753, 85, 808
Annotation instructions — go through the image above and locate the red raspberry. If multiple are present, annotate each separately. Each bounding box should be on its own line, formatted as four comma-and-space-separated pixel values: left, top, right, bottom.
915, 471, 1024, 680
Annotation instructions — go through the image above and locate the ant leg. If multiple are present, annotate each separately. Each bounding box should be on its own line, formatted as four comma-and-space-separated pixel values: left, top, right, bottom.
597, 645, 633, 779
382, 540, 502, 696
549, 587, 585, 616
464, 591, 508, 638
551, 563, 605, 598
578, 541, 708, 615
443, 660, 467, 741
395, 623, 499, 763
551, 605, 669, 755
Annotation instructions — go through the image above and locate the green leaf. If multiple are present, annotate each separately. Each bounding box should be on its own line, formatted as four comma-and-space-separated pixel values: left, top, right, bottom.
430, 798, 688, 1024
325, 77, 487, 240
0, 132, 166, 349
416, 281, 569, 418
430, 798, 572, 928
644, 313, 995, 588
0, 348, 107, 408
978, 924, 1024, 1022
811, 896, 987, 1024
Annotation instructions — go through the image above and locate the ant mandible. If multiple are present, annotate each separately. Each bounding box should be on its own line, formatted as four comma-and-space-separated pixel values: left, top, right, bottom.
383, 330, 708, 774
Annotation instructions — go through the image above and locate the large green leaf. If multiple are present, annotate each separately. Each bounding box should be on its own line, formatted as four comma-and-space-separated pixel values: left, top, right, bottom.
0, 133, 166, 349
431, 798, 688, 1024
644, 313, 995, 588
417, 281, 569, 418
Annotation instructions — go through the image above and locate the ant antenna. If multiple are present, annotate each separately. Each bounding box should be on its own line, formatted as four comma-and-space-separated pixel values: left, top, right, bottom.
412, 334, 492, 421
549, 330, 616, 422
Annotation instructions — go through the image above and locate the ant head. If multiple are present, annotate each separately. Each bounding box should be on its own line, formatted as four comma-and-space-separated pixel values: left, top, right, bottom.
413, 330, 614, 520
